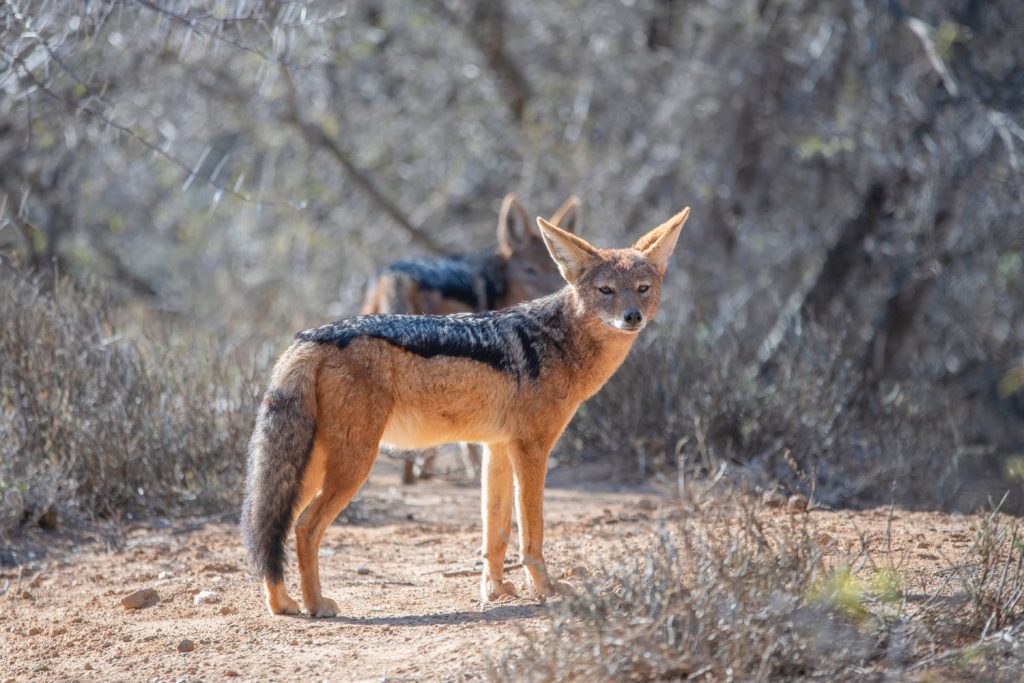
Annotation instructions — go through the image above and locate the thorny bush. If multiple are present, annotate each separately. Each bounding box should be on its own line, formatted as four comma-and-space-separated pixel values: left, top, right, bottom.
0, 271, 259, 536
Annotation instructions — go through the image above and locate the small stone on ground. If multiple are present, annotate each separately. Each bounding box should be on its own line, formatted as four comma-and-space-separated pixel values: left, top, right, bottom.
121, 588, 159, 610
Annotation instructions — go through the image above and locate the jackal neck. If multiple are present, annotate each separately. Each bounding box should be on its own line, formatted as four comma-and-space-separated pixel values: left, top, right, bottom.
556, 290, 641, 401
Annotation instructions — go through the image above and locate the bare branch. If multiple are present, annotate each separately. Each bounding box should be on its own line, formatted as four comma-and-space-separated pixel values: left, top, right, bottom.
758, 178, 899, 379
7, 49, 301, 211
279, 66, 448, 255
91, 238, 161, 298
425, 0, 531, 122
130, 0, 279, 65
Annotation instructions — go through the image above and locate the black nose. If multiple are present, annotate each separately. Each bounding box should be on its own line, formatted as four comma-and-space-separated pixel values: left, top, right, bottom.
623, 308, 643, 326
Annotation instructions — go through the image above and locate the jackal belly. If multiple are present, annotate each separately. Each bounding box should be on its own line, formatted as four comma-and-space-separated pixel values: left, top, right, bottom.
380, 405, 503, 449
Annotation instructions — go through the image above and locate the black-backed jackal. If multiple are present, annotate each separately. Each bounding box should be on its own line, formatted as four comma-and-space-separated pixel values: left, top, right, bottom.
241, 206, 690, 617
361, 193, 580, 484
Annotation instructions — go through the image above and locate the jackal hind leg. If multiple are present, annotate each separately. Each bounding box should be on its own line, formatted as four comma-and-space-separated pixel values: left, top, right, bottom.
295, 432, 379, 618
481, 443, 517, 602
264, 578, 301, 615
401, 456, 417, 485
397, 447, 437, 485
267, 442, 329, 615
415, 447, 440, 481
460, 443, 482, 482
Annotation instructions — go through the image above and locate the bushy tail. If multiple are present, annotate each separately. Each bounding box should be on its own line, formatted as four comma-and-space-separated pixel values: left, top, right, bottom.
240, 345, 319, 584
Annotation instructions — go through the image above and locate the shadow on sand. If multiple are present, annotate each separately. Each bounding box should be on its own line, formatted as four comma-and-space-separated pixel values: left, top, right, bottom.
281, 601, 545, 627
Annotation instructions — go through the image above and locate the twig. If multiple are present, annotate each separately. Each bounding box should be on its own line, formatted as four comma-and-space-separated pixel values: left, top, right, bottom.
279, 66, 448, 255
905, 18, 959, 98
131, 0, 279, 65
354, 579, 417, 587
910, 624, 1022, 670
901, 8, 1024, 172
170, 511, 236, 534
7, 50, 299, 211
883, 483, 896, 556
434, 562, 522, 578
424, 0, 530, 122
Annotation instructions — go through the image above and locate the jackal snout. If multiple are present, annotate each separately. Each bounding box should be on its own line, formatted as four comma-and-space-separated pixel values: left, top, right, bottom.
622, 307, 644, 330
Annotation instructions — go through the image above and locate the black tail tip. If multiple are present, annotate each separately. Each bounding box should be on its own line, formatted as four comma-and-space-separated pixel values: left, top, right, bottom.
240, 499, 289, 584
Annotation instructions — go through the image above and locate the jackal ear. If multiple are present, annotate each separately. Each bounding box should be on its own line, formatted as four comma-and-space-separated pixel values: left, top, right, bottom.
548, 195, 581, 234
634, 207, 690, 271
536, 217, 599, 284
497, 193, 533, 255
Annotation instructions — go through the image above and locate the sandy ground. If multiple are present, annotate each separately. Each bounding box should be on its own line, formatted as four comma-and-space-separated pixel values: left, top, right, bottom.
1, 457, 984, 683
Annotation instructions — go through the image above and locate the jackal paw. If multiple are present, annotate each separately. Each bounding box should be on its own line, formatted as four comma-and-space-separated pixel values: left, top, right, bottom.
267, 592, 301, 616
529, 578, 573, 600
307, 596, 339, 618
482, 579, 519, 603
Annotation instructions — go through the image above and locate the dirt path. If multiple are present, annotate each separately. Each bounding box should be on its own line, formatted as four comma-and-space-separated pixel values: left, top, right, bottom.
1, 460, 982, 682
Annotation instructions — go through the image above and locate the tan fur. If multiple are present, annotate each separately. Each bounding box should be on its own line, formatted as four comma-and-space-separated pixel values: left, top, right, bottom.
254, 207, 690, 616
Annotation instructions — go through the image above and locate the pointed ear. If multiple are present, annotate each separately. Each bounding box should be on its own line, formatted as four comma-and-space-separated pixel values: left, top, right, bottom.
496, 193, 533, 255
548, 195, 581, 234
633, 207, 690, 270
536, 217, 599, 284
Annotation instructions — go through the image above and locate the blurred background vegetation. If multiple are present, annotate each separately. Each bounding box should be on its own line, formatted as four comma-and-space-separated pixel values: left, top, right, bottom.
2, 0, 1023, 532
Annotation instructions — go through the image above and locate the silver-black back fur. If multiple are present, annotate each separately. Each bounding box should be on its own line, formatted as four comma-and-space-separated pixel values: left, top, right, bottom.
297, 292, 570, 382
379, 252, 506, 310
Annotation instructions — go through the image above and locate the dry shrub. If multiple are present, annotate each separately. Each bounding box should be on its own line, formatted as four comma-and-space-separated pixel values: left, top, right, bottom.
561, 315, 1019, 513
493, 504, 878, 682
493, 500, 1024, 682
955, 503, 1024, 635
0, 270, 260, 534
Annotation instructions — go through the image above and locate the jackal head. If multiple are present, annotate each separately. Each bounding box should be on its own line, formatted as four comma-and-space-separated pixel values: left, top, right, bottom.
497, 193, 581, 305
536, 207, 690, 334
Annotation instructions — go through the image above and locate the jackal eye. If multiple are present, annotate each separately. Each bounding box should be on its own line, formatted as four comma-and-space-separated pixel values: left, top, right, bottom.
637, 284, 650, 294
598, 285, 615, 295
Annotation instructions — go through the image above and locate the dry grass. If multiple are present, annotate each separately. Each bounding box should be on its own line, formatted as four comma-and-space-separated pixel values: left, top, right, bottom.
493, 499, 1024, 682
0, 270, 260, 535
492, 503, 869, 681
955, 501, 1024, 635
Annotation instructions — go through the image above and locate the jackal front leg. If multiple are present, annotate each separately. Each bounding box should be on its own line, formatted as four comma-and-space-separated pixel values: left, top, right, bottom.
511, 445, 568, 599
295, 439, 377, 618
481, 443, 517, 602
